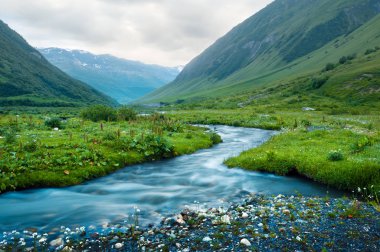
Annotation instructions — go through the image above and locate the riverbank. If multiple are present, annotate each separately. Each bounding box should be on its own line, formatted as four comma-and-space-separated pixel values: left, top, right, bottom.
1, 194, 378, 251
0, 113, 221, 193
167, 109, 380, 193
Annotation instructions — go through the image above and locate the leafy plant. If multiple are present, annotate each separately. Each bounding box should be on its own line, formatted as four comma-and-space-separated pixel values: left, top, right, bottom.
311, 76, 329, 89
351, 136, 373, 153
45, 118, 62, 129
117, 106, 137, 121
327, 150, 344, 161
80, 105, 117, 122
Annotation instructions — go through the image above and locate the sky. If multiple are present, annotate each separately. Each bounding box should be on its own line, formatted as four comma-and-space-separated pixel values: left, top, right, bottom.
0, 0, 273, 66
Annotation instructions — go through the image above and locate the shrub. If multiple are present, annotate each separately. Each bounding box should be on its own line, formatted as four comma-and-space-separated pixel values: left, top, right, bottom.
351, 136, 373, 153
102, 131, 117, 141
365, 48, 376, 55
117, 106, 137, 121
209, 132, 222, 144
327, 150, 344, 161
323, 63, 335, 72
45, 118, 62, 129
311, 76, 329, 89
137, 134, 174, 158
80, 105, 117, 122
339, 56, 347, 64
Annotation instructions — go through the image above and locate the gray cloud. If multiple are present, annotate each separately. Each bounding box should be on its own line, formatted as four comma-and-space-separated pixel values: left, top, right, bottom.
0, 0, 273, 66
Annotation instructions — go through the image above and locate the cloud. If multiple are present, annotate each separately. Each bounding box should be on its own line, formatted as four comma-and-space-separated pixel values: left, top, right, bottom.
0, 0, 273, 66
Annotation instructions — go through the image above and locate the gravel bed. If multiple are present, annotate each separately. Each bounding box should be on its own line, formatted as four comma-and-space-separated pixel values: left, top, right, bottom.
1, 194, 379, 251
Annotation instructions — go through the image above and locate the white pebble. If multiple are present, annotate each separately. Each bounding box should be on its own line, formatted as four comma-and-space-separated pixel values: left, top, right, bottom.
240, 238, 251, 246
202, 236, 212, 242
221, 215, 231, 224
115, 243, 124, 249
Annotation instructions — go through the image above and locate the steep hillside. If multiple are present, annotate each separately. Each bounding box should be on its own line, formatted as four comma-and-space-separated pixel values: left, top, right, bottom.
140, 0, 380, 103
39, 48, 181, 104
0, 21, 116, 107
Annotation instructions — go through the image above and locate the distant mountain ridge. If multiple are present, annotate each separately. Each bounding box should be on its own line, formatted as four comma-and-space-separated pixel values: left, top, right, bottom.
139, 0, 380, 103
39, 48, 181, 104
0, 20, 116, 107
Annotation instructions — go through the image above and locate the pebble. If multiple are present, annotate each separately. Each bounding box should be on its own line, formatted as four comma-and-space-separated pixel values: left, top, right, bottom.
202, 236, 212, 242
115, 243, 123, 249
242, 212, 249, 218
50, 238, 63, 247
240, 238, 251, 246
221, 215, 231, 224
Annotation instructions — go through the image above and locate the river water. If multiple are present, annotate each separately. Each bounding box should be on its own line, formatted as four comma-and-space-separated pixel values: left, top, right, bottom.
0, 126, 340, 233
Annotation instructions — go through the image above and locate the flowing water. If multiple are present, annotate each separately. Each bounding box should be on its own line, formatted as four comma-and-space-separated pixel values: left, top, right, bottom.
0, 126, 341, 233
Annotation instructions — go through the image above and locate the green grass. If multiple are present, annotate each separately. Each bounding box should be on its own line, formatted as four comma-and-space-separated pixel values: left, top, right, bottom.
0, 113, 221, 193
164, 109, 380, 193
225, 129, 380, 191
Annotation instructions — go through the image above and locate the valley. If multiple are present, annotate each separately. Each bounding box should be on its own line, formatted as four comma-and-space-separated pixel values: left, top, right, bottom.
0, 0, 379, 251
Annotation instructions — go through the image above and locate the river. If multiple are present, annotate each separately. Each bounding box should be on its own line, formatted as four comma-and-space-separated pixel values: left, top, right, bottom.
0, 125, 340, 233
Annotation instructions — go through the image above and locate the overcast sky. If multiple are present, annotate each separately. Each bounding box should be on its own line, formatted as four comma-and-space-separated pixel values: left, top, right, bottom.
0, 0, 273, 66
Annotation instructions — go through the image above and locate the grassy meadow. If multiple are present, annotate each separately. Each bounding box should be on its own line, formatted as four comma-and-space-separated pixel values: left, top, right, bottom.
166, 109, 380, 195
0, 108, 221, 193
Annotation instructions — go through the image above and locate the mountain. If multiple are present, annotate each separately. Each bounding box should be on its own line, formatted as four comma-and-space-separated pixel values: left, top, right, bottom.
39, 48, 181, 104
0, 20, 116, 107
139, 0, 380, 103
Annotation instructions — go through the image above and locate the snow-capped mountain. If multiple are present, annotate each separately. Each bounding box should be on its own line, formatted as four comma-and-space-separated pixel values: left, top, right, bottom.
39, 48, 182, 103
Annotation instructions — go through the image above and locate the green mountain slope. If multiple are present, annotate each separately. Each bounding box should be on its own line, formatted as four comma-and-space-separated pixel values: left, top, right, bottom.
140, 0, 380, 103
0, 20, 116, 107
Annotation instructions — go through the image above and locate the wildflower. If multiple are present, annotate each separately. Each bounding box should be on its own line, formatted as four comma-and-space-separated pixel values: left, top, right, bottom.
358, 187, 361, 193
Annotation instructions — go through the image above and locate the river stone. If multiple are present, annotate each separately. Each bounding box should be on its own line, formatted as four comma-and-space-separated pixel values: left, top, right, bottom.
240, 238, 251, 246
221, 215, 231, 224
242, 212, 249, 218
202, 236, 212, 242
115, 243, 123, 249
50, 238, 63, 247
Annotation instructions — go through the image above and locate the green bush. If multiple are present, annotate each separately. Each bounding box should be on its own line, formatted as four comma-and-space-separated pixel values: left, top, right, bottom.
365, 48, 376, 55
80, 105, 117, 122
351, 137, 373, 153
209, 132, 222, 144
323, 63, 335, 72
117, 106, 137, 121
327, 150, 344, 161
339, 56, 347, 64
102, 131, 117, 141
311, 76, 329, 89
45, 118, 62, 129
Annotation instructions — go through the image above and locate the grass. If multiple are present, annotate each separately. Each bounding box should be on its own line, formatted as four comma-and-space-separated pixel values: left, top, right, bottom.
0, 113, 221, 193
164, 108, 380, 193
225, 128, 380, 191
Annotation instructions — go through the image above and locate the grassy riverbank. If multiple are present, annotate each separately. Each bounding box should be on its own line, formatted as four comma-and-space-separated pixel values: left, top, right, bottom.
0, 113, 221, 193
166, 109, 380, 193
